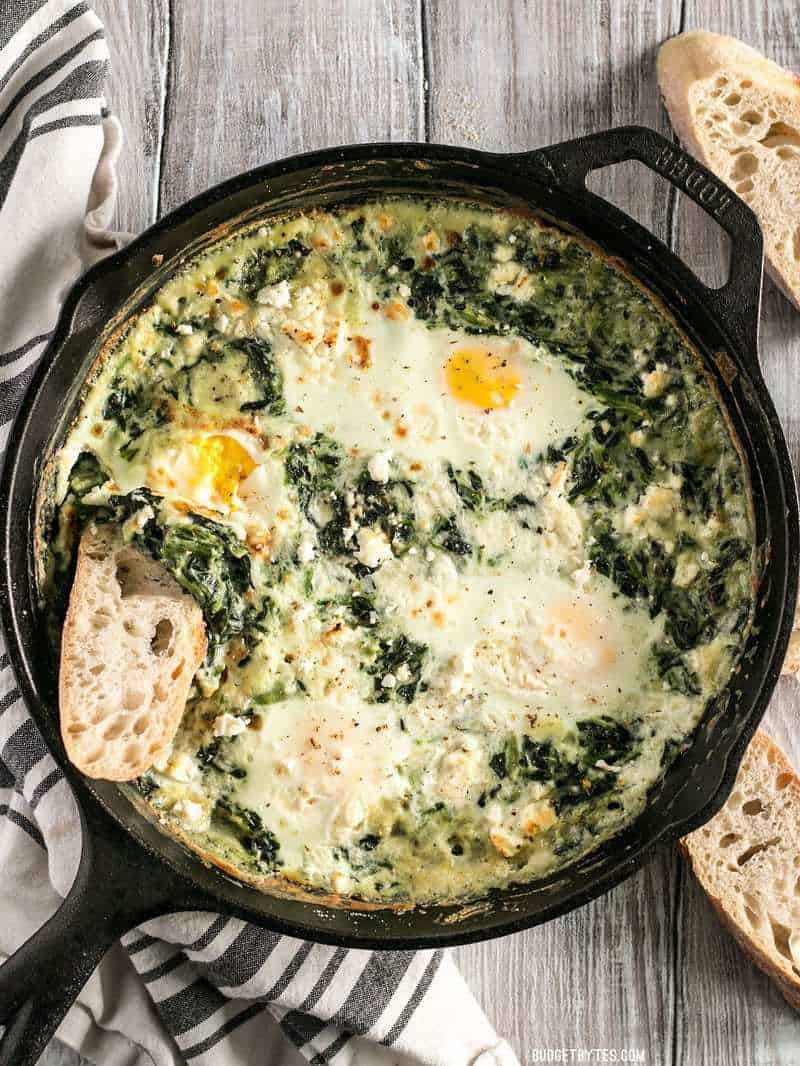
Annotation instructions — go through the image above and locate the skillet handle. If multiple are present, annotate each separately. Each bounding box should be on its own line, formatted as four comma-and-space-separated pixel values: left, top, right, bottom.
0, 791, 215, 1066
517, 124, 764, 357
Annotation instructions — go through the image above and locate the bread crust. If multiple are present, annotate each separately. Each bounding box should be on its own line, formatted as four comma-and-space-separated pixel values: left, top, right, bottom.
60, 525, 207, 780
658, 30, 800, 310
781, 604, 800, 678
681, 730, 800, 1010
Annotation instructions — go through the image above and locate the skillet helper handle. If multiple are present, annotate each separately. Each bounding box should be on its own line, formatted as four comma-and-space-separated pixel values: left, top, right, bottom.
0, 873, 123, 1066
522, 124, 765, 356
0, 794, 215, 1066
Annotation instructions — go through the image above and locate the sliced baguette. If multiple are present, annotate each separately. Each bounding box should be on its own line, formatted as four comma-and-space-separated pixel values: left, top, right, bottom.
657, 30, 800, 309
59, 524, 206, 781
681, 729, 800, 1009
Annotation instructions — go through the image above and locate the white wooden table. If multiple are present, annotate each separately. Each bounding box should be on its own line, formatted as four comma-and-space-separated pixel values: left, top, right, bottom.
46, 2, 800, 1063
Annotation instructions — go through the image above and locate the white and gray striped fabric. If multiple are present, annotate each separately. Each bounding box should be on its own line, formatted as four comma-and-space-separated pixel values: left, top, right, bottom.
0, 4, 520, 1065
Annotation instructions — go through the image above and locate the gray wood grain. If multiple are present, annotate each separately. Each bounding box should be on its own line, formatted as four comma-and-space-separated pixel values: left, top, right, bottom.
92, 0, 168, 232
669, 5, 800, 1063
157, 0, 423, 215
41, 1, 800, 1063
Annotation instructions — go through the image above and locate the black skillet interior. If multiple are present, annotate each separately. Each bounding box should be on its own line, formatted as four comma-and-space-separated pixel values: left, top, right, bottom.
0, 123, 798, 1066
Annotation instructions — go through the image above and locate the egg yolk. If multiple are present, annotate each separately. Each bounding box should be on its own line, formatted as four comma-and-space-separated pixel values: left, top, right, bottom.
544, 600, 617, 671
445, 347, 521, 410
191, 434, 257, 506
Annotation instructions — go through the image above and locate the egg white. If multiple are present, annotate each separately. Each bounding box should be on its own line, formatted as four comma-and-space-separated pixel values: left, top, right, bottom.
270, 286, 593, 493
123, 427, 297, 547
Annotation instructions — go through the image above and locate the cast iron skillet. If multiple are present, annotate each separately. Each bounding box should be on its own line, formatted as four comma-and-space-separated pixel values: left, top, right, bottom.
0, 126, 797, 1066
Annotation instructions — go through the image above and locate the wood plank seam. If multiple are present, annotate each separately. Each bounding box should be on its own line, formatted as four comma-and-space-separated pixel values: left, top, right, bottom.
664, 5, 687, 1061
419, 0, 432, 141
155, 0, 173, 222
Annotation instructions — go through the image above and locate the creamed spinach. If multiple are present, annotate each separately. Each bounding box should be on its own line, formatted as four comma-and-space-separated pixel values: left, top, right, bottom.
43, 197, 755, 903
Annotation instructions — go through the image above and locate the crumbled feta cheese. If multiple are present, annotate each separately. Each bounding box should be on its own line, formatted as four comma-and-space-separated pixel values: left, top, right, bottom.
180, 331, 204, 357
214, 312, 230, 333
381, 673, 397, 689
122, 505, 154, 539
446, 649, 474, 695
355, 526, 393, 569
367, 450, 393, 483
256, 279, 291, 308
641, 485, 678, 520
387, 264, 399, 276
331, 870, 352, 894
213, 713, 248, 738
572, 561, 593, 587
151, 747, 172, 773
395, 664, 412, 683
425, 548, 435, 562
624, 484, 679, 535
339, 796, 366, 829
554, 499, 582, 546
398, 283, 411, 299
297, 532, 316, 563
167, 752, 200, 783
673, 554, 699, 588
292, 601, 314, 627
172, 799, 207, 829
436, 739, 482, 801
641, 365, 670, 398
519, 801, 557, 837
595, 759, 621, 773
489, 829, 519, 858
493, 243, 515, 262
176, 322, 193, 335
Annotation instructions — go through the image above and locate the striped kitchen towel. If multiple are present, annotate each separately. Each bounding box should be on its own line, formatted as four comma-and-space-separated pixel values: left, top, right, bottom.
0, 3, 520, 1066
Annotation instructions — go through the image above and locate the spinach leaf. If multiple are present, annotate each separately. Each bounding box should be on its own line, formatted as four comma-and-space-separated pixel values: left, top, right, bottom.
446, 463, 535, 515
407, 272, 444, 318
588, 522, 649, 601
237, 238, 309, 299
430, 514, 472, 557
651, 643, 701, 696
103, 383, 167, 443
135, 773, 157, 798
197, 736, 247, 778
576, 716, 637, 764
314, 469, 417, 562
494, 721, 639, 816
348, 593, 378, 627
519, 737, 565, 782
213, 797, 281, 869
447, 464, 488, 511
134, 513, 252, 639
490, 735, 519, 780
368, 634, 428, 703
68, 452, 107, 497
228, 337, 285, 415
284, 433, 342, 513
